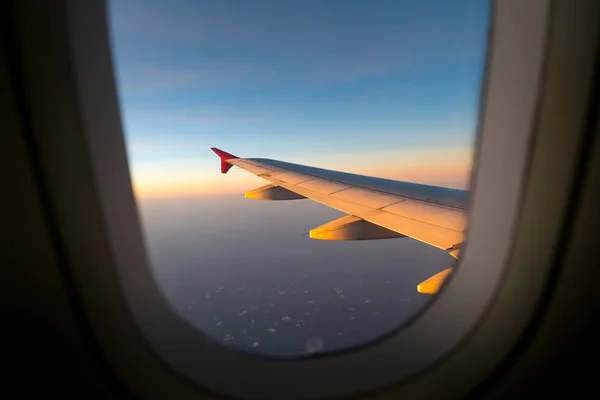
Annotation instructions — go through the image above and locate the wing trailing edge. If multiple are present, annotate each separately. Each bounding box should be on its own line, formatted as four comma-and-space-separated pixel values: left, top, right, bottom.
245, 184, 306, 200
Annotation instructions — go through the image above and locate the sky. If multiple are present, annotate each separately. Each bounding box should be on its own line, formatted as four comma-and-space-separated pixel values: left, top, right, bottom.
108, 0, 490, 198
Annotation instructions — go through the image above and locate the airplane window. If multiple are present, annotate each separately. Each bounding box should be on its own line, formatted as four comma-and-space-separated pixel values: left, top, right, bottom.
107, 0, 489, 358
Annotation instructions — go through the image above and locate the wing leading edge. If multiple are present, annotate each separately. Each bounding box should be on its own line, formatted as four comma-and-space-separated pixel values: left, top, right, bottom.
211, 148, 467, 294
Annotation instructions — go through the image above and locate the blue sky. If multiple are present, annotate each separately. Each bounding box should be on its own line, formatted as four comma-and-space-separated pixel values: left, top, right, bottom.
108, 0, 490, 197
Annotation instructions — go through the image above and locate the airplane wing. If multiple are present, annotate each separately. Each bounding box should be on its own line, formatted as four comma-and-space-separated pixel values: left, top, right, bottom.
211, 148, 468, 294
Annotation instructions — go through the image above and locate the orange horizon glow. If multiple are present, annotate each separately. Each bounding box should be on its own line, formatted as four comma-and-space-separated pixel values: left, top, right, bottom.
132, 147, 473, 199
132, 174, 267, 199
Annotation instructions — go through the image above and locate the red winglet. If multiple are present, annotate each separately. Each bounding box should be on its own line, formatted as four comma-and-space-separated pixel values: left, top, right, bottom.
210, 147, 239, 174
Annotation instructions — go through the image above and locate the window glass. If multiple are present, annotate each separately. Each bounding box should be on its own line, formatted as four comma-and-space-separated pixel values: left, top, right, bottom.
108, 0, 489, 357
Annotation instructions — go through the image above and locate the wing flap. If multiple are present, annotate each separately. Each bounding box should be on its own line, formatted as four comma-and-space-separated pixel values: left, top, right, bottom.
296, 179, 351, 195
279, 182, 377, 218
278, 181, 464, 251
363, 211, 463, 250
269, 171, 314, 185
331, 187, 404, 209
381, 200, 468, 231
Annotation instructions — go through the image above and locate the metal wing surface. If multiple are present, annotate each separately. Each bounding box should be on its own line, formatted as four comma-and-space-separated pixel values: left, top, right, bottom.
211, 147, 468, 294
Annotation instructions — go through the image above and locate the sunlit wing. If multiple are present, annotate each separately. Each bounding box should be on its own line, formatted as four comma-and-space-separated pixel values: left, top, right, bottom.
211, 148, 468, 294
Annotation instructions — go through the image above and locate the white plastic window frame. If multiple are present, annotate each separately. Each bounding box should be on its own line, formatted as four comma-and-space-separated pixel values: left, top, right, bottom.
62, 0, 549, 398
